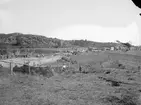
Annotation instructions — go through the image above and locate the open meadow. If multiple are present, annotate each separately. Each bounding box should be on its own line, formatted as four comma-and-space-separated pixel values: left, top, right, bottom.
1, 51, 141, 105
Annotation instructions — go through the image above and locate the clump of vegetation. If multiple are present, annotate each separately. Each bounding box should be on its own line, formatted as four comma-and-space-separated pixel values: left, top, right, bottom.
106, 79, 121, 87
32, 66, 54, 78
78, 64, 94, 74
77, 62, 104, 74
62, 66, 76, 75
58, 56, 77, 64
99, 88, 140, 105
102, 60, 125, 69
53, 66, 65, 74
0, 64, 2, 68
13, 65, 54, 78
53, 66, 76, 76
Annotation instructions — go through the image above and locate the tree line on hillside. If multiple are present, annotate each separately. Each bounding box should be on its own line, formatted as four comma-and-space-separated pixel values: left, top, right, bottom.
0, 33, 118, 49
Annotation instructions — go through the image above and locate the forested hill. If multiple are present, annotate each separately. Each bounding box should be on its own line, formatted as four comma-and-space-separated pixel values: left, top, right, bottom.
0, 33, 117, 49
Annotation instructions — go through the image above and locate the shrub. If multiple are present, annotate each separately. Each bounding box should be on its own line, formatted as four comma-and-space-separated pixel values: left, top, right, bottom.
99, 88, 140, 105
53, 66, 76, 76
31, 66, 54, 78
102, 60, 125, 69
13, 65, 29, 74
100, 95, 138, 105
78, 63, 103, 74
53, 66, 65, 74
0, 64, 3, 68
63, 66, 76, 75
13, 65, 54, 78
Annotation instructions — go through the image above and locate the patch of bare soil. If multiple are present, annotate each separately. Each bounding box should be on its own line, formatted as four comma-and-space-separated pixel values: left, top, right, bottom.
0, 55, 61, 68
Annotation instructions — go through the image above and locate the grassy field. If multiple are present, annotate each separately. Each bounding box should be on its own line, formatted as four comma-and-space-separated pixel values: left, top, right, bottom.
70, 52, 109, 63
34, 48, 59, 55
1, 51, 141, 105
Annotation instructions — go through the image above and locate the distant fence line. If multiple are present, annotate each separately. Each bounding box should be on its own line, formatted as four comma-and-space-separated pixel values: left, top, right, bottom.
0, 59, 73, 76
0, 60, 30, 75
0, 55, 63, 75
0, 60, 49, 75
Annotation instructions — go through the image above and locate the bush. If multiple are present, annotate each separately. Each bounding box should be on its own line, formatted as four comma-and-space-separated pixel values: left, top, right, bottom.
100, 95, 138, 105
99, 88, 140, 105
58, 57, 77, 64
78, 63, 103, 74
63, 66, 76, 75
102, 60, 125, 69
53, 66, 76, 76
13, 65, 54, 78
31, 66, 54, 78
0, 64, 3, 68
13, 65, 29, 74
53, 66, 65, 74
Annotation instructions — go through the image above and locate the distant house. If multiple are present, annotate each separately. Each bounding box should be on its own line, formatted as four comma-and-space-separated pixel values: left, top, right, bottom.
104, 47, 110, 51
91, 47, 102, 52
77, 47, 88, 52
110, 47, 115, 51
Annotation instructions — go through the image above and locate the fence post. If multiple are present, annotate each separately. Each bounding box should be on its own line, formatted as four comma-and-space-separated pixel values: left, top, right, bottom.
10, 62, 13, 75
28, 62, 31, 75
78, 62, 81, 73
100, 61, 103, 68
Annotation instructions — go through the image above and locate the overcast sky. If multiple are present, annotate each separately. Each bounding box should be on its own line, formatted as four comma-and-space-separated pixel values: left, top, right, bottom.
0, 0, 141, 45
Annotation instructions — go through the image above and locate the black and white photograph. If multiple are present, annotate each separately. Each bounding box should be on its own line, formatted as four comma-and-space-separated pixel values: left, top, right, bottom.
0, 0, 141, 105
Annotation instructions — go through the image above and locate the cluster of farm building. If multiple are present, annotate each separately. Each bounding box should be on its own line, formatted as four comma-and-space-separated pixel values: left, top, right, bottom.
0, 43, 140, 60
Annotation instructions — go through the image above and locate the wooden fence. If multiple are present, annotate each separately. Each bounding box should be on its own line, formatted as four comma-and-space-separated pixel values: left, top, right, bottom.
0, 60, 31, 75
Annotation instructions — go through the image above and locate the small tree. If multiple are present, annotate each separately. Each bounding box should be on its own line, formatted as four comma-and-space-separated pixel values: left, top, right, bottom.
88, 47, 93, 51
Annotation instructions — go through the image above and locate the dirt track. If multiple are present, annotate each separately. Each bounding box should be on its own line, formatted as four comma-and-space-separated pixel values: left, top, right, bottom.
0, 55, 62, 68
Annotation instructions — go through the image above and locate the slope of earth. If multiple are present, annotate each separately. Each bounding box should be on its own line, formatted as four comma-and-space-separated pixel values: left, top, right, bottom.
105, 51, 141, 63
126, 50, 141, 56
70, 52, 109, 63
1, 51, 141, 105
